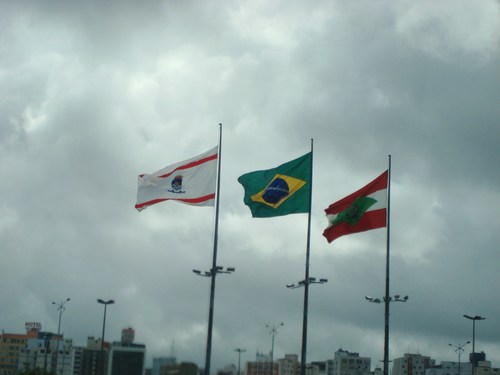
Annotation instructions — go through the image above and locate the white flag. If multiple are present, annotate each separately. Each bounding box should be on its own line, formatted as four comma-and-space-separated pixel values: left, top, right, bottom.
135, 147, 218, 211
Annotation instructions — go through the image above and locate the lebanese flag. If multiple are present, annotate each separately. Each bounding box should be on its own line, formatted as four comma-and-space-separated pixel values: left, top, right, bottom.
135, 147, 218, 211
323, 170, 388, 243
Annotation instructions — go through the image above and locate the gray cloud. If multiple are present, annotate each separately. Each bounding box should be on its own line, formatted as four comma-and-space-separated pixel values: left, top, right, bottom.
1, 0, 499, 372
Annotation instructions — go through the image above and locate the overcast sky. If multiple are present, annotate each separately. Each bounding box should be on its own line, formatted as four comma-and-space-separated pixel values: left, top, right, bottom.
1, 0, 499, 372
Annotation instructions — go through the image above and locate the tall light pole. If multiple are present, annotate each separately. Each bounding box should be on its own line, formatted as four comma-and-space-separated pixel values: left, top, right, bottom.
287, 277, 328, 375
97, 299, 115, 351
193, 266, 235, 375
449, 341, 469, 375
234, 348, 246, 375
365, 294, 409, 375
52, 298, 70, 374
463, 314, 485, 373
463, 315, 485, 354
266, 323, 284, 375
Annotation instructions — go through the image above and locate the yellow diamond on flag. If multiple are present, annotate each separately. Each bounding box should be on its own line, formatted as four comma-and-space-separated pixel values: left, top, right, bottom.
250, 174, 306, 209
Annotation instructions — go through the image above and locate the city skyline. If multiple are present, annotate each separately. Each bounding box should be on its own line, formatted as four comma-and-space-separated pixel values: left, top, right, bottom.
0, 0, 499, 373
3, 316, 497, 371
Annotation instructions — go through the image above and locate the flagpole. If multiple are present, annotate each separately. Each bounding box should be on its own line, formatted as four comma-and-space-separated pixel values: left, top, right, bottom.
205, 124, 223, 375
300, 139, 314, 375
383, 155, 392, 375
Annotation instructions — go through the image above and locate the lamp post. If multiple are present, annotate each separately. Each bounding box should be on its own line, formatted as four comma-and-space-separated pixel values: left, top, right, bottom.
234, 348, 246, 375
449, 341, 469, 375
97, 299, 115, 351
365, 294, 409, 375
287, 277, 327, 375
265, 323, 284, 375
463, 315, 485, 355
193, 266, 235, 375
463, 314, 485, 374
52, 298, 70, 374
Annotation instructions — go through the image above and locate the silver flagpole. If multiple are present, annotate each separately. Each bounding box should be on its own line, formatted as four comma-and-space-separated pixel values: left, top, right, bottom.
300, 139, 314, 375
204, 124, 223, 375
383, 155, 392, 375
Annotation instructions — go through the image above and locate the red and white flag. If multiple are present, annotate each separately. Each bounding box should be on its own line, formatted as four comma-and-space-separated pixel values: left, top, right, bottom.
323, 170, 388, 243
135, 147, 218, 211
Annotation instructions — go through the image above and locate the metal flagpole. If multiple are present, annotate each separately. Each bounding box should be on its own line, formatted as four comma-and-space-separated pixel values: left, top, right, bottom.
300, 139, 314, 375
204, 124, 223, 375
383, 155, 392, 375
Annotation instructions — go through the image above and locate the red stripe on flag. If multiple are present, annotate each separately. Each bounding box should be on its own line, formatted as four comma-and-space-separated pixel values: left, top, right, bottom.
134, 193, 216, 210
323, 208, 386, 243
322, 170, 388, 243
324, 170, 388, 215
158, 153, 218, 179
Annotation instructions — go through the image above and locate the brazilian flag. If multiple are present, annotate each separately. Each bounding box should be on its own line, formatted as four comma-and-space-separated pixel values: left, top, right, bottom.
238, 152, 312, 218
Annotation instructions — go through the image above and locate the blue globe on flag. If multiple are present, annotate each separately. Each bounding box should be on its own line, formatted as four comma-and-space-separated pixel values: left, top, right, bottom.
262, 178, 289, 204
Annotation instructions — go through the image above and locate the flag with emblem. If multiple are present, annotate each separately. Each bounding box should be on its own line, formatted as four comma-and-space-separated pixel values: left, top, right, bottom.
238, 152, 312, 218
322, 170, 388, 243
135, 146, 218, 211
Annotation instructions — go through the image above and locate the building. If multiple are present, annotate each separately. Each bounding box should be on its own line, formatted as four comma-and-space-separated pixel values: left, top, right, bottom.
308, 361, 327, 375
426, 361, 472, 375
159, 362, 198, 375
18, 336, 74, 375
78, 336, 109, 375
153, 357, 177, 375
475, 360, 500, 375
392, 354, 435, 375
278, 354, 299, 375
0, 332, 27, 375
246, 351, 278, 375
106, 328, 146, 375
326, 349, 371, 375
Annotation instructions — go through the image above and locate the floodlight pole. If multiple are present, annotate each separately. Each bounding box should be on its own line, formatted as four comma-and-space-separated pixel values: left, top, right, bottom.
383, 155, 392, 375
463, 314, 485, 375
97, 299, 115, 351
52, 298, 70, 374
193, 124, 237, 375
449, 341, 469, 375
234, 348, 246, 375
266, 323, 284, 375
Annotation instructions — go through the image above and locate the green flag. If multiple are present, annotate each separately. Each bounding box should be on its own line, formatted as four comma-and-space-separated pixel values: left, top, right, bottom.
238, 152, 312, 218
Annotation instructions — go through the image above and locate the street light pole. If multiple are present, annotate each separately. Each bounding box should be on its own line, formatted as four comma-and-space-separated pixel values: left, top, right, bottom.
97, 299, 115, 351
365, 294, 409, 375
193, 266, 235, 375
286, 277, 327, 375
463, 314, 485, 375
52, 298, 70, 374
234, 348, 246, 375
449, 341, 470, 375
266, 323, 284, 375
463, 315, 485, 354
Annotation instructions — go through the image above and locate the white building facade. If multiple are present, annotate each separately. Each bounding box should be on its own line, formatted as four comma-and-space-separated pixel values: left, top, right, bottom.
326, 349, 371, 375
393, 354, 435, 375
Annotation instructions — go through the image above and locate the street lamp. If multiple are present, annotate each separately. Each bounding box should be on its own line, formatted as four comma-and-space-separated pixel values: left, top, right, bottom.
97, 299, 115, 351
449, 341, 470, 375
365, 294, 409, 375
192, 266, 235, 277
193, 266, 235, 375
266, 323, 284, 375
463, 314, 485, 374
286, 277, 328, 289
234, 348, 246, 375
52, 298, 70, 374
286, 276, 327, 375
463, 315, 485, 355
365, 295, 408, 303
